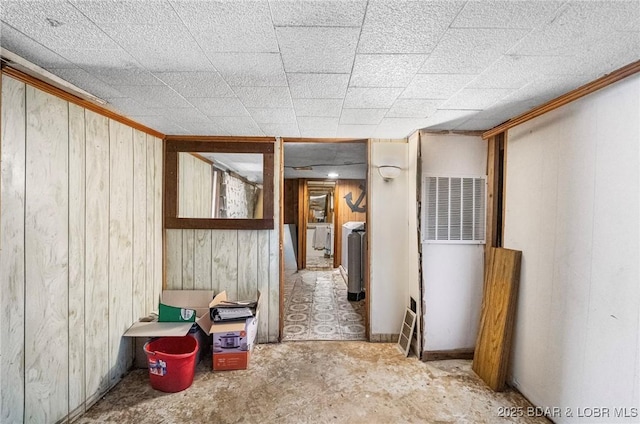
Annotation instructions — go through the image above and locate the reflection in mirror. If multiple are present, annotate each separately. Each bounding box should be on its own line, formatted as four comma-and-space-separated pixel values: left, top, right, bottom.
307, 181, 335, 224
178, 152, 264, 219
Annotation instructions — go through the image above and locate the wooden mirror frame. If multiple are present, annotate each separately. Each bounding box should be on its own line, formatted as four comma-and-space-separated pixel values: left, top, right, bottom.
164, 136, 275, 230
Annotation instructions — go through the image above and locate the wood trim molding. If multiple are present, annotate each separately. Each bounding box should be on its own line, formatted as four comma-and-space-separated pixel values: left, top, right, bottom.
422, 348, 475, 361
278, 138, 285, 342
2, 66, 165, 139
165, 135, 275, 143
189, 152, 213, 165
282, 137, 368, 143
483, 60, 640, 139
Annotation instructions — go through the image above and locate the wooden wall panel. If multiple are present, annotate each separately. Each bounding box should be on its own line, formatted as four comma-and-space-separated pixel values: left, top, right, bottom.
182, 229, 196, 289
108, 120, 134, 386
153, 138, 163, 299
84, 110, 110, 404
24, 86, 69, 423
194, 230, 213, 289
335, 179, 367, 267
257, 231, 270, 343
238, 230, 258, 301
145, 136, 156, 313
0, 75, 26, 424
166, 229, 183, 289
68, 103, 86, 417
132, 130, 147, 321
211, 230, 239, 299
283, 179, 299, 225
178, 152, 213, 218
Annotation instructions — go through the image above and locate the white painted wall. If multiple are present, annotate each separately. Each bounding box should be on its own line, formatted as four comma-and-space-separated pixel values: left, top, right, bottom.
504, 74, 640, 423
421, 134, 487, 352
369, 139, 417, 337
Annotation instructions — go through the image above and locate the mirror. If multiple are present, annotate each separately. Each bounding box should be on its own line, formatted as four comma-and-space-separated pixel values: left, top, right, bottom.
165, 138, 275, 230
307, 181, 335, 224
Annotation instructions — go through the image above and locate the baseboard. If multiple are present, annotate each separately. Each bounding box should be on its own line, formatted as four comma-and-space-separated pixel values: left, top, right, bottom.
370, 333, 399, 343
421, 348, 475, 361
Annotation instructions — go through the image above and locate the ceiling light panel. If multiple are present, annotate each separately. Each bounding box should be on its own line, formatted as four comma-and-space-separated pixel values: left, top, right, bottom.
343, 87, 403, 109
269, 0, 366, 27
208, 53, 287, 87
350, 54, 427, 87
187, 98, 250, 117
248, 108, 297, 124
451, 1, 564, 29
358, 1, 464, 53
419, 28, 530, 75
386, 99, 441, 118
171, 0, 279, 53
401, 74, 476, 99
287, 73, 350, 99
293, 99, 343, 117
234, 86, 293, 108
276, 27, 360, 73
154, 72, 235, 98
340, 108, 387, 125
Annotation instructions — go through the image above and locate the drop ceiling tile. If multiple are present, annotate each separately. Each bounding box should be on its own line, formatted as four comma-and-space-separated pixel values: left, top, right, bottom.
421, 110, 479, 130
0, 22, 75, 69
208, 53, 287, 87
100, 23, 213, 71
270, 0, 366, 27
453, 118, 502, 132
340, 109, 387, 125
157, 107, 211, 123
386, 99, 441, 118
53, 48, 142, 72
154, 72, 234, 98
91, 67, 163, 86
235, 87, 293, 108
293, 99, 343, 117
358, 1, 465, 53
276, 27, 360, 73
259, 123, 300, 137
288, 73, 350, 99
70, 0, 181, 24
350, 54, 427, 87
183, 122, 227, 135
105, 97, 164, 117
117, 85, 192, 108
343, 87, 403, 109
336, 125, 378, 138
188, 98, 250, 117
452, 1, 564, 29
511, 2, 640, 56
171, 0, 279, 52
46, 68, 128, 99
129, 115, 190, 134
297, 117, 339, 137
248, 108, 297, 124
419, 28, 530, 75
400, 74, 475, 99
439, 88, 513, 110
214, 117, 264, 136
375, 117, 426, 138
1, 1, 120, 50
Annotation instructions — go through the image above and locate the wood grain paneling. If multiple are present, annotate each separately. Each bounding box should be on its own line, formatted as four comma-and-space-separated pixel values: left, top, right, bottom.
270, 139, 281, 342
1, 75, 26, 424
335, 179, 367, 267
108, 120, 134, 386
145, 136, 156, 313
133, 130, 147, 322
238, 230, 258, 301
283, 179, 299, 225
182, 229, 195, 289
211, 230, 239, 299
473, 247, 522, 391
24, 86, 69, 423
257, 231, 270, 343
84, 110, 110, 404
178, 152, 213, 218
166, 229, 184, 289
194, 230, 213, 290
153, 138, 163, 298
68, 103, 86, 416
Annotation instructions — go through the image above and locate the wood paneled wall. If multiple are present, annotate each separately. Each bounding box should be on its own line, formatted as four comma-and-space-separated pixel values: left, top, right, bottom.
165, 141, 281, 344
0, 75, 163, 423
283, 179, 299, 225
335, 179, 367, 267
179, 152, 213, 218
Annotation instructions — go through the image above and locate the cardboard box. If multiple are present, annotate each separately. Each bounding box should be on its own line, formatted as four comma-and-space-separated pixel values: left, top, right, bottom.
206, 291, 260, 371
124, 290, 215, 367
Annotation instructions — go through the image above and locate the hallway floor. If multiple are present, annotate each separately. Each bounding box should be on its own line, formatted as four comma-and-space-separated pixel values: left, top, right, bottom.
78, 342, 550, 424
283, 267, 366, 341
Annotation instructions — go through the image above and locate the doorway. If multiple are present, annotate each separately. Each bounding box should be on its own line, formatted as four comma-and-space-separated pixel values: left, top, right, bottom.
280, 140, 368, 342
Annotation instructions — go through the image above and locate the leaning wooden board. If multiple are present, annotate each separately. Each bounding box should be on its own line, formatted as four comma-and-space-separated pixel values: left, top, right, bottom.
473, 247, 522, 391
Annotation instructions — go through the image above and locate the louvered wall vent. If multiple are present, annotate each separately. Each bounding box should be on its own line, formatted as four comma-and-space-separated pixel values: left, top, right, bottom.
422, 176, 486, 244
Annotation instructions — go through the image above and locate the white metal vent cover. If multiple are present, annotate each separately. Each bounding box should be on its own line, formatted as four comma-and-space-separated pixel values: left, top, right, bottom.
422, 175, 486, 244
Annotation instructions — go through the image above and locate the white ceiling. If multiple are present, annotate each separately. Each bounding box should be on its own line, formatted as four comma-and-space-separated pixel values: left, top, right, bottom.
1, 1, 638, 138
284, 142, 366, 179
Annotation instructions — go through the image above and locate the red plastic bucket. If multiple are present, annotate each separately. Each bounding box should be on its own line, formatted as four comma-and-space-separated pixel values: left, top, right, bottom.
143, 336, 198, 393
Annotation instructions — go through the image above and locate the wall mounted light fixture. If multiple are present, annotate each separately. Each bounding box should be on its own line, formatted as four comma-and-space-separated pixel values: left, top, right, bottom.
378, 165, 401, 182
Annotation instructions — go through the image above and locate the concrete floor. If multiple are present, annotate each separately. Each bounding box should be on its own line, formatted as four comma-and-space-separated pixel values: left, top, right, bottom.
78, 342, 550, 424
